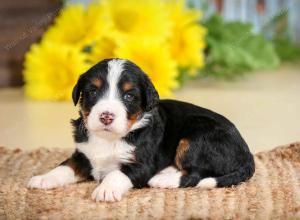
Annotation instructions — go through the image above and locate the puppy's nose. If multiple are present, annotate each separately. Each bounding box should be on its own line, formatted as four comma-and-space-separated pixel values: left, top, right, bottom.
100, 111, 115, 125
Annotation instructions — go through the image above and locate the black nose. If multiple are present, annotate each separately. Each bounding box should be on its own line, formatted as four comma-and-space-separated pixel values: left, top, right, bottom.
100, 111, 115, 125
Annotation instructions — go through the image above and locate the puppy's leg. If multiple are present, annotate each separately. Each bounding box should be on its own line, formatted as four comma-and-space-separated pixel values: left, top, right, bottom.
27, 150, 92, 189
92, 162, 157, 202
27, 165, 77, 189
148, 166, 182, 188
175, 138, 217, 188
92, 170, 133, 202
180, 172, 217, 188
149, 138, 217, 189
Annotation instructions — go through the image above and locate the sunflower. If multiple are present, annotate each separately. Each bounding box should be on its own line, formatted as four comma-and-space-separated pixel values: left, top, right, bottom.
170, 24, 206, 74
23, 0, 207, 101
167, 0, 206, 74
102, 0, 171, 42
116, 39, 178, 97
88, 34, 118, 65
23, 42, 91, 101
42, 4, 110, 48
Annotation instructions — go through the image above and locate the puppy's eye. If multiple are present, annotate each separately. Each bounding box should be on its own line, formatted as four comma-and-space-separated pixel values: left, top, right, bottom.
123, 93, 134, 102
89, 90, 97, 97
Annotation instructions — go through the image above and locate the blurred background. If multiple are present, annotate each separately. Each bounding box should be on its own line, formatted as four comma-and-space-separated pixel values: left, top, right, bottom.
0, 0, 299, 152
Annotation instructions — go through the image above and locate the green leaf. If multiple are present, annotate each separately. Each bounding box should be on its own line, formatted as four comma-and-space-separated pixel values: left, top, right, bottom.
202, 15, 280, 79
273, 38, 300, 61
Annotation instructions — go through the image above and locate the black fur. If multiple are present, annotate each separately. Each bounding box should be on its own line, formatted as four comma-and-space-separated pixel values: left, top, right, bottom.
69, 58, 255, 189
71, 115, 88, 143
122, 61, 159, 111
61, 150, 93, 180
122, 100, 255, 188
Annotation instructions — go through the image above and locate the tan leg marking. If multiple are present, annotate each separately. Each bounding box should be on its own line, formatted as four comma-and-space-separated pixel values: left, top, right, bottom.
175, 138, 190, 170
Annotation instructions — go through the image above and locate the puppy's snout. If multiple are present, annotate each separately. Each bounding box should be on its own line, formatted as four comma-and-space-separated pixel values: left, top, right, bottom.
100, 111, 115, 125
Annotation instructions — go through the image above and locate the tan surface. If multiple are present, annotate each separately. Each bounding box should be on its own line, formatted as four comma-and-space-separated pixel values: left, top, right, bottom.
0, 64, 300, 152
0, 142, 299, 219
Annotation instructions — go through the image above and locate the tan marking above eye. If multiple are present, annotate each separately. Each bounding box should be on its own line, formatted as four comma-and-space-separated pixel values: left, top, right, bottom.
91, 78, 102, 88
123, 82, 133, 92
175, 139, 190, 170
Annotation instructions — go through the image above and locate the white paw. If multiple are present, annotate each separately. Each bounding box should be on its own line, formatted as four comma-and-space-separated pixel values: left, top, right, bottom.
148, 167, 182, 189
197, 177, 217, 188
91, 170, 133, 202
27, 166, 76, 189
92, 183, 123, 202
27, 175, 62, 189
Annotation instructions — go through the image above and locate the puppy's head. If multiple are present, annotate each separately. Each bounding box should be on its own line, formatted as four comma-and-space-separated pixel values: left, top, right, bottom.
72, 58, 159, 140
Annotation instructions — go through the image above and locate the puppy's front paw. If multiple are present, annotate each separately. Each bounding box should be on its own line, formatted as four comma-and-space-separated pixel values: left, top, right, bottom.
27, 166, 76, 189
91, 183, 123, 202
91, 170, 133, 202
27, 175, 61, 189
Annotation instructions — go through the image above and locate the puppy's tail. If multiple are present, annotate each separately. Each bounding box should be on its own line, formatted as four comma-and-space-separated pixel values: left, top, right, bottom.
197, 161, 255, 188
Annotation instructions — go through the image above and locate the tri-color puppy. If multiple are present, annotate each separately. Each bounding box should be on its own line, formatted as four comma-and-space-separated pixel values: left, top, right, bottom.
28, 58, 255, 202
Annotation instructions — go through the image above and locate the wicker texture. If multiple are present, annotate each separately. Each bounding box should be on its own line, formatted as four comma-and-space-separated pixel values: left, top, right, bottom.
0, 142, 299, 220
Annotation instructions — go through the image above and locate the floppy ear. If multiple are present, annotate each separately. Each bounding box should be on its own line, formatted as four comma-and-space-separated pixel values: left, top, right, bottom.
141, 74, 159, 111
72, 75, 83, 106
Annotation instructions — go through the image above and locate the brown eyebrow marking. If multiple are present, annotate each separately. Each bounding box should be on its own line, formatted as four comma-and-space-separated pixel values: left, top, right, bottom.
123, 82, 133, 92
91, 78, 102, 88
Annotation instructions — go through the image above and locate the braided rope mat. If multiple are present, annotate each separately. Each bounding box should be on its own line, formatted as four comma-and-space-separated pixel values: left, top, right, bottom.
0, 142, 299, 220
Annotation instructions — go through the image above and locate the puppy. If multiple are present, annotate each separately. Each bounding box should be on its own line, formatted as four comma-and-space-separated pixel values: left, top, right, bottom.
28, 58, 255, 202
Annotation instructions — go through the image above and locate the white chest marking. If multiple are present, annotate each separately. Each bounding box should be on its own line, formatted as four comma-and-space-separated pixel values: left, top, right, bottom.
76, 134, 135, 181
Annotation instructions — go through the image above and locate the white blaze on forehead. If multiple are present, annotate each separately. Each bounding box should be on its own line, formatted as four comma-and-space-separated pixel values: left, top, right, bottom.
106, 59, 126, 99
